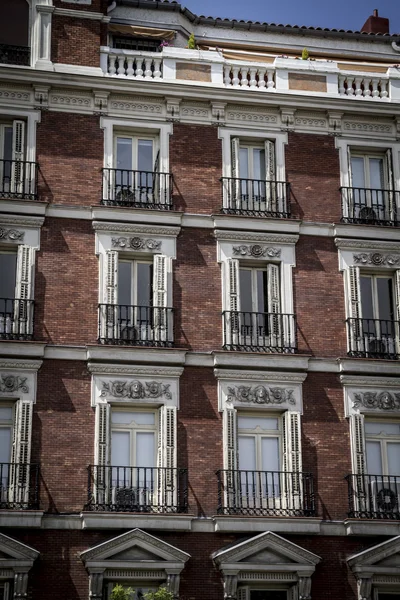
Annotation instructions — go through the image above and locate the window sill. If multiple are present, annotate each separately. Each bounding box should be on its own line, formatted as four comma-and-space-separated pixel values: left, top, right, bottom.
0, 510, 43, 528
81, 512, 193, 530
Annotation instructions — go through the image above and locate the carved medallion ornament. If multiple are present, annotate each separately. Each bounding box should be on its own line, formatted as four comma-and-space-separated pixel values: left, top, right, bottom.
0, 375, 28, 394
353, 391, 400, 411
227, 385, 295, 405
232, 245, 281, 259
0, 228, 24, 242
111, 237, 161, 251
101, 380, 172, 400
353, 252, 400, 267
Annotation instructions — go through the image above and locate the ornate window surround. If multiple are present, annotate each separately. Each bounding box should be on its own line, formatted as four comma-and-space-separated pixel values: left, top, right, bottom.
0, 532, 39, 599
336, 138, 400, 189
212, 530, 320, 600
0, 109, 40, 169
81, 528, 190, 600
342, 375, 400, 419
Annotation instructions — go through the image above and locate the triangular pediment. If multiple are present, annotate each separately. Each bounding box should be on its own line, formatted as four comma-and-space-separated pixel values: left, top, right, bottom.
348, 536, 400, 570
0, 533, 39, 566
81, 528, 190, 567
212, 531, 320, 568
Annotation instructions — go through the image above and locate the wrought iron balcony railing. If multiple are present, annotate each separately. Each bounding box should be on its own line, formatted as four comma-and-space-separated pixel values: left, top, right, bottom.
101, 168, 173, 209
86, 465, 188, 513
346, 318, 399, 359
216, 469, 315, 517
346, 474, 400, 519
220, 177, 291, 218
98, 304, 174, 347
340, 187, 398, 226
0, 463, 39, 510
0, 299, 34, 341
0, 160, 38, 200
0, 44, 30, 66
222, 311, 297, 353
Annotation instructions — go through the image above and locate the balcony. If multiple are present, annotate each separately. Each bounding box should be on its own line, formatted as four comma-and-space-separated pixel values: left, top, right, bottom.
346, 318, 399, 359
0, 44, 30, 67
216, 470, 315, 517
220, 178, 291, 218
0, 463, 39, 510
86, 465, 188, 513
0, 299, 34, 341
222, 311, 297, 353
346, 474, 400, 519
101, 48, 162, 79
101, 168, 173, 210
341, 187, 398, 226
0, 160, 38, 201
98, 304, 174, 347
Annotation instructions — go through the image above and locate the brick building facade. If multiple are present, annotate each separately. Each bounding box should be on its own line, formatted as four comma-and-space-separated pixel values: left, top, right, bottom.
0, 1, 400, 599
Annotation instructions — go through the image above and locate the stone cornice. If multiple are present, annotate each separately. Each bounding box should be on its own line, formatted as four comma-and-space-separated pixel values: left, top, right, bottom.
214, 369, 307, 384
0, 216, 44, 229
215, 230, 299, 245
341, 375, 400, 388
88, 364, 183, 378
0, 360, 42, 372
335, 238, 400, 252
93, 221, 180, 237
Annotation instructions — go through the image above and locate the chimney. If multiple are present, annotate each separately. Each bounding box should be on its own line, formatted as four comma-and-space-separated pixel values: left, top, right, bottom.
361, 9, 390, 34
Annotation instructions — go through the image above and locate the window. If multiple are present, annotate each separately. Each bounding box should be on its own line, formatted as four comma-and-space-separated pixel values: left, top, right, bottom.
0, 120, 29, 198
365, 421, 400, 477
0, 246, 33, 340
118, 258, 153, 342
0, 583, 10, 600
112, 36, 159, 52
347, 267, 400, 358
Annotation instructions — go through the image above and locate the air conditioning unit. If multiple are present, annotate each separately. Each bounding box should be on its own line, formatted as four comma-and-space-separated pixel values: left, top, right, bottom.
366, 336, 395, 357
370, 479, 400, 515
359, 206, 377, 222
112, 487, 138, 509
120, 325, 137, 342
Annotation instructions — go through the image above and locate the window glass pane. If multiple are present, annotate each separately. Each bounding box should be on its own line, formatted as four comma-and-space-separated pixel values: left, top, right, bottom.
250, 591, 287, 600
136, 432, 155, 467
256, 270, 268, 314
387, 443, 400, 476
261, 437, 279, 472
116, 137, 133, 170
369, 157, 384, 189
239, 148, 249, 179
111, 431, 130, 466
377, 278, 393, 322
240, 269, 252, 313
0, 253, 17, 299
238, 416, 279, 430
3, 127, 13, 163
137, 139, 153, 172
253, 148, 266, 180
351, 157, 365, 187
118, 262, 132, 306
366, 441, 382, 475
238, 436, 256, 470
360, 277, 374, 320
365, 422, 400, 435
136, 263, 153, 307
112, 411, 155, 425
0, 428, 11, 463
0, 408, 12, 421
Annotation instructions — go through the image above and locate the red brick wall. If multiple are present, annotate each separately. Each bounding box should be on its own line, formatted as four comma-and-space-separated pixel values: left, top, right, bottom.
294, 236, 347, 357
37, 112, 103, 206
51, 16, 102, 67
35, 218, 98, 345
170, 124, 222, 214
286, 132, 341, 222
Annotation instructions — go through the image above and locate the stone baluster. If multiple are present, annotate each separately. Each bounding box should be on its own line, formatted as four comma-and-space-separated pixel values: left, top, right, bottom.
249, 67, 258, 89
338, 75, 346, 95
240, 67, 250, 87
117, 56, 125, 76
380, 79, 388, 98
231, 67, 240, 87
144, 58, 153, 78
135, 58, 143, 78
363, 77, 372, 97
257, 67, 266, 90
153, 58, 162, 78
346, 76, 355, 95
267, 70, 275, 89
224, 65, 232, 86
371, 77, 380, 98
108, 53, 116, 76
126, 57, 134, 77
354, 77, 363, 97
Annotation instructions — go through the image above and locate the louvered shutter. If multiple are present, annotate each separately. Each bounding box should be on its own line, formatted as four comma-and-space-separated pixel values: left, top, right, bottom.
349, 414, 367, 515
14, 245, 33, 337
153, 254, 169, 342
157, 405, 177, 508
95, 403, 111, 505
11, 120, 25, 195
237, 588, 250, 600
267, 263, 281, 349
10, 401, 33, 505
222, 407, 238, 509
230, 137, 240, 207
394, 270, 400, 354
347, 266, 362, 348
103, 250, 118, 341
344, 146, 354, 220
282, 411, 302, 510
152, 149, 160, 205
265, 140, 276, 211
226, 259, 240, 346
385, 149, 395, 222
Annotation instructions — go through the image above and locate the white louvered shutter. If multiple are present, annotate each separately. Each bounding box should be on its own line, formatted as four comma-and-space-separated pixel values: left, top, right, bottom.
11, 120, 25, 195
267, 263, 281, 348
230, 137, 240, 207
282, 411, 302, 509
10, 401, 33, 505
394, 270, 400, 354
347, 266, 362, 348
153, 149, 160, 205
385, 149, 395, 222
105, 250, 118, 305
344, 146, 354, 220
237, 588, 250, 600
226, 259, 240, 347
157, 405, 177, 507
349, 414, 367, 515
103, 250, 118, 341
14, 245, 33, 336
153, 254, 169, 342
265, 140, 276, 211
222, 407, 238, 509
95, 403, 111, 505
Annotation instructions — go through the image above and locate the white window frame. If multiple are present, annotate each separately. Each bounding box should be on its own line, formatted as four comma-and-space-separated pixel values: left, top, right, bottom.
364, 418, 400, 475
118, 257, 153, 307
111, 406, 158, 467
237, 411, 283, 472
113, 132, 159, 171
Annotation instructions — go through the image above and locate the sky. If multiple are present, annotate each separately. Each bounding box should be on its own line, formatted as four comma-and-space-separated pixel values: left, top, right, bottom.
181, 0, 400, 35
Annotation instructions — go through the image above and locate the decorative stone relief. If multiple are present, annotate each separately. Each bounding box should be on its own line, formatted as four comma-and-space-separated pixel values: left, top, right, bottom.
0, 88, 30, 102
0, 227, 24, 242
327, 111, 343, 130
110, 100, 162, 114
353, 252, 400, 266
298, 576, 312, 600
280, 108, 296, 127
101, 380, 172, 400
344, 121, 392, 133
93, 91, 109, 112
34, 86, 49, 108
232, 245, 281, 258
111, 237, 161, 251
166, 97, 181, 119
211, 102, 226, 122
223, 574, 237, 600
0, 375, 28, 394
295, 117, 326, 128
51, 94, 91, 107
227, 108, 277, 124
227, 385, 295, 405
353, 391, 400, 411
